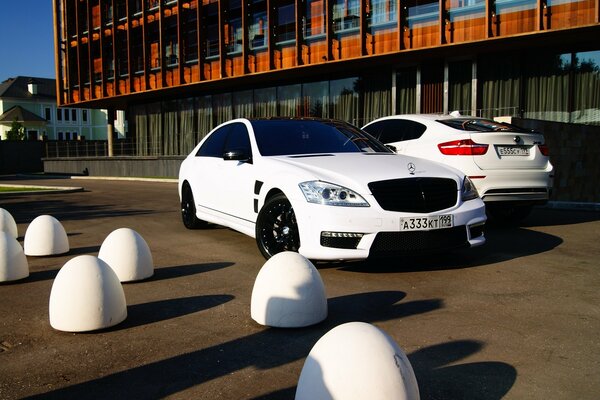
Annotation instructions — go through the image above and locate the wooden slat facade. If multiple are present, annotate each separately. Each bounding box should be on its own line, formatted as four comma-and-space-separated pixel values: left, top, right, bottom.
53, 0, 599, 107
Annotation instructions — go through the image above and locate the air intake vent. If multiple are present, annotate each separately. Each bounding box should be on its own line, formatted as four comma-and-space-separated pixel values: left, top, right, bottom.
368, 178, 458, 212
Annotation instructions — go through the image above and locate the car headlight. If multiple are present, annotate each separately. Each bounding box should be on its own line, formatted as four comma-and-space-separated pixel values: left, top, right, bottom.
299, 181, 370, 207
461, 176, 480, 201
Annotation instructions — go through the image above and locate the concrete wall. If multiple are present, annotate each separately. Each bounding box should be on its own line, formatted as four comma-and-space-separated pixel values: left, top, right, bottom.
0, 141, 44, 174
513, 118, 600, 203
43, 156, 184, 178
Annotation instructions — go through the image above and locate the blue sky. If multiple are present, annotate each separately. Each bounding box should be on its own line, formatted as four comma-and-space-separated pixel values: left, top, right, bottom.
0, 1, 55, 81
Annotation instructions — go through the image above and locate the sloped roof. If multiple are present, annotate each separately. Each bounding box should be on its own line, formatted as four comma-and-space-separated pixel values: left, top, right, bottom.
0, 105, 47, 125
0, 76, 56, 100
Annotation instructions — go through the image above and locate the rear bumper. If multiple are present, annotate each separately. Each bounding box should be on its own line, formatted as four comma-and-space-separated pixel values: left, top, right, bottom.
470, 167, 553, 204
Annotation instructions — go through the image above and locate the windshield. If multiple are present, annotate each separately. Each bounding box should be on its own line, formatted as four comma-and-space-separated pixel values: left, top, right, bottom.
438, 118, 534, 133
251, 119, 392, 156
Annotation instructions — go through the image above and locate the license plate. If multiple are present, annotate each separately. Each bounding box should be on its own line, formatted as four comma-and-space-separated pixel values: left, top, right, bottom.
399, 215, 453, 231
497, 146, 530, 156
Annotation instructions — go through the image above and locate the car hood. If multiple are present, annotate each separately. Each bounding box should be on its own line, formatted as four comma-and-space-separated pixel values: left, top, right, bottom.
267, 153, 462, 194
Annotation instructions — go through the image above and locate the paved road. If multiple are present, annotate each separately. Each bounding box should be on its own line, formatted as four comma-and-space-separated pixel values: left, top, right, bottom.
1, 177, 599, 399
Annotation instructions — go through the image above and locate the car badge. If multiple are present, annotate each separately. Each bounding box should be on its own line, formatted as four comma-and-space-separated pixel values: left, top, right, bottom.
513, 136, 521, 143
407, 162, 416, 175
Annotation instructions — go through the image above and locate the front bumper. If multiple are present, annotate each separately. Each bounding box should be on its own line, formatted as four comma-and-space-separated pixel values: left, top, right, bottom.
292, 196, 486, 261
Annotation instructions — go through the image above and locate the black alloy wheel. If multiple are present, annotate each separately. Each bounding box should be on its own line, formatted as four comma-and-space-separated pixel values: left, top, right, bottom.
181, 183, 206, 229
256, 193, 300, 259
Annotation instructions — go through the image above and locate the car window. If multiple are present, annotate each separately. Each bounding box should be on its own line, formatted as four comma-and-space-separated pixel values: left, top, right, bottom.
365, 119, 426, 143
251, 120, 390, 156
224, 123, 251, 154
196, 125, 230, 157
438, 118, 533, 133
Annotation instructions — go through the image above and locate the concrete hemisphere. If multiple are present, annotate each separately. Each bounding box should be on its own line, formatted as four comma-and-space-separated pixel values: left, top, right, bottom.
0, 208, 18, 239
251, 251, 327, 328
0, 232, 29, 282
98, 228, 154, 282
295, 322, 420, 400
49, 255, 127, 332
23, 215, 69, 256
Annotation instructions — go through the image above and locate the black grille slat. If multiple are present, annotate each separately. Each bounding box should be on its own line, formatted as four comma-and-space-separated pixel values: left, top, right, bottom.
370, 227, 469, 256
368, 178, 458, 212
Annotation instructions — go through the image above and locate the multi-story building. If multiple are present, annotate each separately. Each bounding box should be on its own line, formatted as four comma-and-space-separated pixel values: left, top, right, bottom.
0, 76, 125, 141
52, 0, 599, 159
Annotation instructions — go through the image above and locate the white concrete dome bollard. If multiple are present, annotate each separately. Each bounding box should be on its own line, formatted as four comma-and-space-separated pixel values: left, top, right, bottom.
98, 228, 154, 282
0, 208, 18, 239
49, 255, 127, 332
0, 232, 29, 282
295, 322, 420, 400
24, 215, 69, 256
251, 251, 327, 328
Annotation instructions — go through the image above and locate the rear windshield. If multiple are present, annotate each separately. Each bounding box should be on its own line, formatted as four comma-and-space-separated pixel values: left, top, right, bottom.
438, 118, 534, 133
251, 120, 391, 156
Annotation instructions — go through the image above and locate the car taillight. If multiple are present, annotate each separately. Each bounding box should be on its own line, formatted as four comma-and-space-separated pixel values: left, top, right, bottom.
438, 139, 489, 155
538, 144, 549, 156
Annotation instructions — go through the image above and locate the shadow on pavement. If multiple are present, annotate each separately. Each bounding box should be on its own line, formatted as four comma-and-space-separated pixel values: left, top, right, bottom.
22, 290, 495, 399
150, 262, 234, 281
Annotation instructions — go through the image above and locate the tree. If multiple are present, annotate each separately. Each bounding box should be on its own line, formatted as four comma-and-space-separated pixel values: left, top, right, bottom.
6, 118, 24, 140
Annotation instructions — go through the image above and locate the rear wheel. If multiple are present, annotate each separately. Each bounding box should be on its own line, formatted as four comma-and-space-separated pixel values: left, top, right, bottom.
256, 194, 300, 259
486, 203, 533, 224
181, 183, 207, 229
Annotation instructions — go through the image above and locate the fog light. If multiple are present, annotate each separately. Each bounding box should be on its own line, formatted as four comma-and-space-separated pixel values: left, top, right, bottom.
321, 232, 364, 249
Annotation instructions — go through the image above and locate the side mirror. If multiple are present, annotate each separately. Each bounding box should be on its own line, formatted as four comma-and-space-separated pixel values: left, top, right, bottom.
385, 144, 397, 152
223, 149, 252, 163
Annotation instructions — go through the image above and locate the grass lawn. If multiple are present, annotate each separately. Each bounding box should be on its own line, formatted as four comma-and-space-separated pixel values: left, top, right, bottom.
0, 186, 53, 193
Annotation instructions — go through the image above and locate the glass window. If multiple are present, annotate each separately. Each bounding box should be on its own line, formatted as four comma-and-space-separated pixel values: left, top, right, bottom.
233, 90, 254, 118
479, 55, 521, 119
224, 123, 252, 154
277, 84, 302, 116
396, 67, 417, 114
448, 60, 472, 115
249, 11, 267, 50
363, 73, 392, 125
197, 124, 230, 157
572, 50, 600, 125
524, 53, 570, 123
57, 108, 62, 121
254, 87, 277, 117
252, 120, 390, 156
83, 110, 88, 122
306, 0, 325, 37
45, 107, 51, 121
213, 93, 233, 125
330, 77, 359, 123
333, 0, 360, 32
369, 0, 398, 27
65, 108, 70, 121
303, 81, 329, 118
72, 109, 77, 121
406, 0, 439, 29
275, 2, 295, 43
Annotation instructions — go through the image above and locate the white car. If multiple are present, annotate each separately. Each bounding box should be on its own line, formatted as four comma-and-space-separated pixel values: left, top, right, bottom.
178, 118, 486, 260
362, 115, 554, 222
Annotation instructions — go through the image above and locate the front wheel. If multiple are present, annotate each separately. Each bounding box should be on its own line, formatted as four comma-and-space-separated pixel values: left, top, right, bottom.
255, 194, 300, 259
181, 183, 207, 229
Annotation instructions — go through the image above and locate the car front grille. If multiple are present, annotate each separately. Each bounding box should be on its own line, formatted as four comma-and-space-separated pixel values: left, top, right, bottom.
369, 226, 469, 256
368, 178, 458, 212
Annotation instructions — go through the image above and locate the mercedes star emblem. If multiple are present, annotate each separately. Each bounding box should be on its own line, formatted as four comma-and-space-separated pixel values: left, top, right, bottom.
407, 162, 416, 174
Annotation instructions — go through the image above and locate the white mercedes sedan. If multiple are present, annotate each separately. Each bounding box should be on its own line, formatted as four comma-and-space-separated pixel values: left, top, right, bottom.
178, 118, 486, 260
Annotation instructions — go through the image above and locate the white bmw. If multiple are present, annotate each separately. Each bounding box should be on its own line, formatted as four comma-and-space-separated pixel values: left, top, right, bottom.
178, 118, 486, 260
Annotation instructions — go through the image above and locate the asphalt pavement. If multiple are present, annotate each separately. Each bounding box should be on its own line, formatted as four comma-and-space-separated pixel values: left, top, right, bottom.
1, 177, 599, 399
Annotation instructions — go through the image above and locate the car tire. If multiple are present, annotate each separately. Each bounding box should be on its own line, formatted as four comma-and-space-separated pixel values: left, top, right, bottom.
486, 203, 533, 224
181, 183, 207, 229
256, 193, 300, 259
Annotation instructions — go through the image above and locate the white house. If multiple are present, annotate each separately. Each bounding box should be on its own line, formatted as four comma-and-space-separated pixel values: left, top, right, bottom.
0, 76, 125, 141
